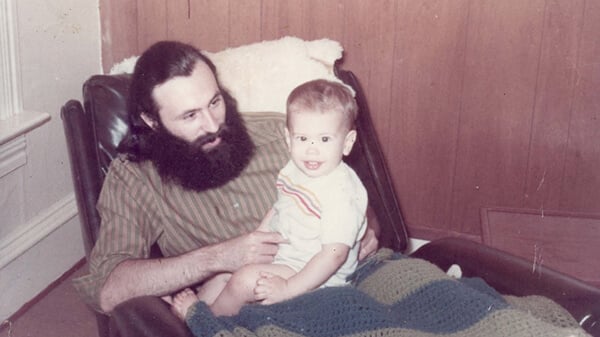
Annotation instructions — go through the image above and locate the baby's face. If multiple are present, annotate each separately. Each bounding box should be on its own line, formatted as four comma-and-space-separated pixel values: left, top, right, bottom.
285, 110, 355, 178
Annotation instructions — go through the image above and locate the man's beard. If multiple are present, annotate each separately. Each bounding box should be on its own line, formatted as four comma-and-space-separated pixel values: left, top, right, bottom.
148, 110, 254, 191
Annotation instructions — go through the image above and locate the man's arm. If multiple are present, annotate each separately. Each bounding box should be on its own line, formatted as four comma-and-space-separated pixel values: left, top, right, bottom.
99, 230, 285, 312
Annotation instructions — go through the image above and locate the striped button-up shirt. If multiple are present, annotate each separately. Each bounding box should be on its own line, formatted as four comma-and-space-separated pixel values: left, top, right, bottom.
74, 112, 289, 311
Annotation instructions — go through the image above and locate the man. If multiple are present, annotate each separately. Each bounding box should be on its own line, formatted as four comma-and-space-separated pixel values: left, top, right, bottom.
74, 41, 378, 334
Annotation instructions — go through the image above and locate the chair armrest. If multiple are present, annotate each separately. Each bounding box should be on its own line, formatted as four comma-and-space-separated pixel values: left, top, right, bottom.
109, 296, 192, 337
410, 237, 600, 336
61, 99, 104, 256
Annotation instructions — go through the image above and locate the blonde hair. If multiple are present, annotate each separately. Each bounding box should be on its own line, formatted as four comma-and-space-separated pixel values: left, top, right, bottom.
286, 79, 357, 130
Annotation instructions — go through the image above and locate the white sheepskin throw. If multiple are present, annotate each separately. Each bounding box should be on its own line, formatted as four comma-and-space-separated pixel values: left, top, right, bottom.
109, 36, 347, 114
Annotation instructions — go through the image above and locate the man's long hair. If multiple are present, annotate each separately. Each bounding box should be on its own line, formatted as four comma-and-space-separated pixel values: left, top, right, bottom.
117, 41, 235, 161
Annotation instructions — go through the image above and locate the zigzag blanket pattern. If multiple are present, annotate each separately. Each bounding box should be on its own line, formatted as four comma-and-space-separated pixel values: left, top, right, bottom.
185, 252, 590, 337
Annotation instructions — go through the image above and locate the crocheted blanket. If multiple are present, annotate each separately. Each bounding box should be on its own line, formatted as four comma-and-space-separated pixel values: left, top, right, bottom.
186, 252, 590, 337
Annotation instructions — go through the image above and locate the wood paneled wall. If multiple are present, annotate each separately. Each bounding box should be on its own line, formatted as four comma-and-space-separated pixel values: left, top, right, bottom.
100, 0, 600, 241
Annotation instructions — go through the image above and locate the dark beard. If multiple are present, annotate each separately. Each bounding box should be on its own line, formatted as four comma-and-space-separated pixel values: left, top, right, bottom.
148, 110, 254, 191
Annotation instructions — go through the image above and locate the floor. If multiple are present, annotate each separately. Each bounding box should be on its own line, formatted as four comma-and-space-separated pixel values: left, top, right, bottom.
0, 264, 98, 337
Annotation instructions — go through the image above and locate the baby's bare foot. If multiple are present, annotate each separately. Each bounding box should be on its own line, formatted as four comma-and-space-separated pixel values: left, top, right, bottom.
171, 288, 199, 320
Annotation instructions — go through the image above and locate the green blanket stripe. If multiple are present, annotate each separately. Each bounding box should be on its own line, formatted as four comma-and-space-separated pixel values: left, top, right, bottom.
354, 255, 454, 305
504, 294, 582, 329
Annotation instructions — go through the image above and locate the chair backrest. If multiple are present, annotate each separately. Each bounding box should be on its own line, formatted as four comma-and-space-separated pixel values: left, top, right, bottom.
336, 69, 408, 252
61, 68, 409, 258
61, 74, 130, 256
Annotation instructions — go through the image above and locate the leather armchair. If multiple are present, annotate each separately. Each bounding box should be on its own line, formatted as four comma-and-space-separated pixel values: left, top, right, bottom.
62, 68, 600, 337
61, 74, 131, 337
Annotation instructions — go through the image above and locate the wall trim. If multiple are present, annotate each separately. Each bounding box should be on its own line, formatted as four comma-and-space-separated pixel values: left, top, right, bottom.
0, 110, 51, 146
0, 193, 78, 269
0, 134, 26, 178
0, 0, 22, 121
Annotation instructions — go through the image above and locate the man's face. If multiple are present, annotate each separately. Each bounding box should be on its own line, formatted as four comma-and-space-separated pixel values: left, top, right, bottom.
141, 60, 255, 191
148, 61, 226, 151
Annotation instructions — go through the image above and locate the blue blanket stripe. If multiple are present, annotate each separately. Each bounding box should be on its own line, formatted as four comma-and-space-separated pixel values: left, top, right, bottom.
186, 278, 507, 337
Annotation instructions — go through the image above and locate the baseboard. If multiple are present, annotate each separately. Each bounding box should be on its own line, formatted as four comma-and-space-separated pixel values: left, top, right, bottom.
0, 193, 78, 269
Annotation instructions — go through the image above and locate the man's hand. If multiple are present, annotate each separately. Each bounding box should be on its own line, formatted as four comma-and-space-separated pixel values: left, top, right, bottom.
358, 227, 379, 260
359, 206, 381, 260
217, 229, 286, 272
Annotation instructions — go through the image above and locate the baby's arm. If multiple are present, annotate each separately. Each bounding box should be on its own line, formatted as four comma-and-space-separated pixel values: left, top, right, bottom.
255, 243, 350, 304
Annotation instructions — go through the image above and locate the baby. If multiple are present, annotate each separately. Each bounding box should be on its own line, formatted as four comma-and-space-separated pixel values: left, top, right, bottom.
171, 79, 368, 320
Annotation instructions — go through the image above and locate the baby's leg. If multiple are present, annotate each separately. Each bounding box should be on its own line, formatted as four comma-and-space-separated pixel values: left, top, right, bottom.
196, 273, 231, 305
210, 264, 295, 316
169, 273, 231, 321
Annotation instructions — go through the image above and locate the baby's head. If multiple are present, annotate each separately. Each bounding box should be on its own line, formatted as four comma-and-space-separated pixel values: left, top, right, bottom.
285, 79, 358, 178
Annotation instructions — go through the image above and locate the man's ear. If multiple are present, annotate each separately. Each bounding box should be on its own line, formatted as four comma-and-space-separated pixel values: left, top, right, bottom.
342, 129, 357, 156
141, 113, 158, 130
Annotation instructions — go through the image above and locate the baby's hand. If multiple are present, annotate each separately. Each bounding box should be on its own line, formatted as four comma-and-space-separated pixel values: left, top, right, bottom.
254, 271, 292, 305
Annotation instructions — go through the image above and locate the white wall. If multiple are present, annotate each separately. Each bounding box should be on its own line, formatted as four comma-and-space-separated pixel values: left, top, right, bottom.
0, 0, 101, 321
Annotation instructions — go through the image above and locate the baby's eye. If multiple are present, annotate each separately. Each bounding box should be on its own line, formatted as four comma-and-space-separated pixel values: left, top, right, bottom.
321, 136, 331, 142
298, 136, 308, 142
